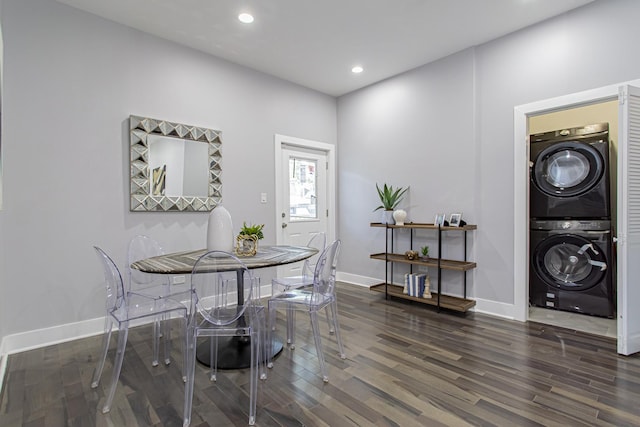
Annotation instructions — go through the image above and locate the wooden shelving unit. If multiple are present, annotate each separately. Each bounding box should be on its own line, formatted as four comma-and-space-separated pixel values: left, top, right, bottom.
370, 223, 477, 232
370, 222, 477, 313
369, 253, 476, 271
369, 283, 476, 312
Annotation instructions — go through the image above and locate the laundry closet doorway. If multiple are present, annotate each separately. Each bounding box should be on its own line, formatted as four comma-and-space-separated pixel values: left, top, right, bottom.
514, 80, 640, 356
528, 101, 617, 337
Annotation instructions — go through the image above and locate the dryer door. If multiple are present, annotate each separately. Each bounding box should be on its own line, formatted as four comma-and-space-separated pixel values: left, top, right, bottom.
532, 233, 608, 291
532, 141, 604, 198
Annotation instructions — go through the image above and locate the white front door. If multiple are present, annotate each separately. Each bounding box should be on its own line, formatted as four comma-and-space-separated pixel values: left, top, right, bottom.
617, 84, 640, 355
274, 135, 335, 279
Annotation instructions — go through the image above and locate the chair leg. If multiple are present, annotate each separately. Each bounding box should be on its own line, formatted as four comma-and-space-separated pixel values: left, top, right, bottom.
253, 276, 261, 301
160, 284, 173, 366
103, 321, 129, 413
256, 307, 267, 380
286, 306, 296, 349
270, 283, 278, 331
91, 318, 114, 388
329, 301, 346, 359
267, 303, 276, 369
309, 311, 328, 382
326, 306, 334, 334
152, 317, 160, 367
163, 313, 172, 366
183, 326, 197, 427
249, 327, 259, 425
210, 336, 219, 382
181, 317, 187, 382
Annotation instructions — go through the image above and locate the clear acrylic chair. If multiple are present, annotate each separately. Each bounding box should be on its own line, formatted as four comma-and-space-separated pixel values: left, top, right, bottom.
267, 240, 346, 382
91, 246, 188, 414
183, 251, 265, 426
127, 235, 191, 366
271, 232, 326, 293
270, 232, 333, 345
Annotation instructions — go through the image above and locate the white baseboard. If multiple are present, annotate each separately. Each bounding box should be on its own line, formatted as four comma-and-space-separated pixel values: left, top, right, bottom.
258, 282, 274, 298
336, 271, 380, 287
619, 332, 640, 356
0, 313, 185, 393
0, 354, 6, 397
1, 317, 107, 358
474, 298, 518, 320
0, 316, 106, 396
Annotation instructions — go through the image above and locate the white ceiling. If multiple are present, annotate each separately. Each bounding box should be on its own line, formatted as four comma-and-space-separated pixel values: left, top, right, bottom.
56, 0, 594, 97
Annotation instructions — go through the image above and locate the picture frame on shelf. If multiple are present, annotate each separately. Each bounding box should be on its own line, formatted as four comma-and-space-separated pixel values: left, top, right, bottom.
449, 213, 462, 227
434, 213, 445, 226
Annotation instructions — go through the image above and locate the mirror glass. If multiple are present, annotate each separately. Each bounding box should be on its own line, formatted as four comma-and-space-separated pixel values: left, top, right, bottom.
130, 115, 222, 211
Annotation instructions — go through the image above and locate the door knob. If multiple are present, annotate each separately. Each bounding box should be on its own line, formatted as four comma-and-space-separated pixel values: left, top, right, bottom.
282, 222, 288, 228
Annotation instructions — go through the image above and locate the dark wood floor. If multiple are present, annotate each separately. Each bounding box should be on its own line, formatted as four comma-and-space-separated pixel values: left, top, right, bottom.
1, 283, 640, 426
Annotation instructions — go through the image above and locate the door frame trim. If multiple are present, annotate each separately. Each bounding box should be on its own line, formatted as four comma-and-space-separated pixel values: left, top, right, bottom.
274, 134, 336, 246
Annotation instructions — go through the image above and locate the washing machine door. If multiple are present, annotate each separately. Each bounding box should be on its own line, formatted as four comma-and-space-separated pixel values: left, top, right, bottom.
532, 233, 608, 291
532, 141, 604, 198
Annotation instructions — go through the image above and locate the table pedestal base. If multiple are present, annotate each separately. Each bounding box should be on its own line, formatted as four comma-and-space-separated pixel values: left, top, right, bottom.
195, 336, 284, 369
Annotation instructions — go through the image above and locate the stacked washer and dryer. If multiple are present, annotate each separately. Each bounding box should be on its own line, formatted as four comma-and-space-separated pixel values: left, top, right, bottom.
529, 123, 615, 318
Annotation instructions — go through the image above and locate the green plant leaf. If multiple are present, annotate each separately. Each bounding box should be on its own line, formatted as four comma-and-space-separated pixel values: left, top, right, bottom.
374, 183, 408, 211
239, 221, 265, 240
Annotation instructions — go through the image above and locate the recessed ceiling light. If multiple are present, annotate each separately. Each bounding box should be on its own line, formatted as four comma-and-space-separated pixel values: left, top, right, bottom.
351, 66, 364, 74
238, 13, 254, 24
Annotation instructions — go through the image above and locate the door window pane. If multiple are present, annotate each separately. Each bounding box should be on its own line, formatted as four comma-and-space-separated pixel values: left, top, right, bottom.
289, 157, 317, 220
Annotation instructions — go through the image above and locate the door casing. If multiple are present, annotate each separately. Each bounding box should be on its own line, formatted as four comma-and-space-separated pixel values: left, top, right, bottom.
274, 134, 336, 277
514, 78, 640, 355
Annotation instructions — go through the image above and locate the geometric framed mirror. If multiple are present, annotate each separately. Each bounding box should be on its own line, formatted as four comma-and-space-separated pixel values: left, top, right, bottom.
130, 115, 222, 211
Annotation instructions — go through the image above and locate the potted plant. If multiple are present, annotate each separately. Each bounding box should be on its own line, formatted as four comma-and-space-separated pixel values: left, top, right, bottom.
374, 183, 408, 224
236, 222, 264, 256
420, 245, 430, 260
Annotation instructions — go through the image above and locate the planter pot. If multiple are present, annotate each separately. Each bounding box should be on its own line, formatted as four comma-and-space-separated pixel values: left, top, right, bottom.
381, 210, 394, 224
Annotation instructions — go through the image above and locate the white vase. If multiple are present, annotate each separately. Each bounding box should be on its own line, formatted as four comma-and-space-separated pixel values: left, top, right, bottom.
381, 210, 394, 224
206, 205, 234, 252
393, 209, 407, 226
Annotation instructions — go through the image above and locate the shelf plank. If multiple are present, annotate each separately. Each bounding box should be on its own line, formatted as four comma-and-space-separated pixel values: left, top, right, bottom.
370, 222, 477, 231
370, 283, 476, 312
370, 253, 477, 271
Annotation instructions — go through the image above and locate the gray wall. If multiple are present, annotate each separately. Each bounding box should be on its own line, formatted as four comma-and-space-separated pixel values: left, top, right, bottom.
0, 0, 336, 341
4, 0, 640, 348
0, 2, 4, 346
337, 0, 640, 310
337, 48, 476, 296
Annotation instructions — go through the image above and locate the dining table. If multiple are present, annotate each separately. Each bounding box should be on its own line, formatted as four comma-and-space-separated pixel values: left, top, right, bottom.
130, 244, 318, 370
